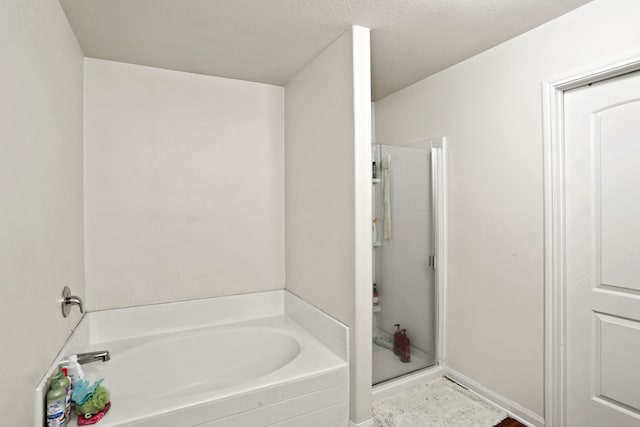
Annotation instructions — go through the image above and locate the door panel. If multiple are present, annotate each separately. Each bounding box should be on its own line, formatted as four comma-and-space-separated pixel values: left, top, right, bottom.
600, 102, 640, 291
564, 71, 640, 426
598, 313, 640, 411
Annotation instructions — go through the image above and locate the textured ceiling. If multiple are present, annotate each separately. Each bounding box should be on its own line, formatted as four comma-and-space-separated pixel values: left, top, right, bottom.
58, 0, 592, 100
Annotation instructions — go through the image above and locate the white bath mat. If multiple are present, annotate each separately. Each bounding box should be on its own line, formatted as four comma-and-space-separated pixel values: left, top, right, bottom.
373, 378, 507, 427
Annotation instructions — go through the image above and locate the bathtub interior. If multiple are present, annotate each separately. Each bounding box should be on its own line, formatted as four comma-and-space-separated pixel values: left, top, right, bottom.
72, 319, 303, 400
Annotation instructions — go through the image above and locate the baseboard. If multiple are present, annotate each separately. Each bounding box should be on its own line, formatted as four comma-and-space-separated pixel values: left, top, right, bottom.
349, 418, 374, 427
444, 367, 545, 427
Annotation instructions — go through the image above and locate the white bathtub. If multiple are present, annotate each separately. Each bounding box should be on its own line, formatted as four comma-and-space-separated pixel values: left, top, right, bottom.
36, 291, 349, 427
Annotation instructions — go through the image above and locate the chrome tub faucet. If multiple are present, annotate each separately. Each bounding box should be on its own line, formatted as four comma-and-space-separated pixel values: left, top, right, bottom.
75, 351, 111, 365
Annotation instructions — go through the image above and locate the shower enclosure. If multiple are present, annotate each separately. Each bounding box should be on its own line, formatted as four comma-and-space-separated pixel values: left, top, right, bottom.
371, 138, 445, 385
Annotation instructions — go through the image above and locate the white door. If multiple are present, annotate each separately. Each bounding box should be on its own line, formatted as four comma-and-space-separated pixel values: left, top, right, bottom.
564, 71, 640, 426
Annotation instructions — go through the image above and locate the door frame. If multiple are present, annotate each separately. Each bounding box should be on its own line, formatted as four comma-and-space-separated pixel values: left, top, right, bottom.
431, 137, 448, 366
543, 55, 640, 427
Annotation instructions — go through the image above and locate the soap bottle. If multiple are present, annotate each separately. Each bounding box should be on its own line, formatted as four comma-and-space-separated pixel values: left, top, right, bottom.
46, 374, 67, 427
372, 217, 378, 244
398, 329, 411, 363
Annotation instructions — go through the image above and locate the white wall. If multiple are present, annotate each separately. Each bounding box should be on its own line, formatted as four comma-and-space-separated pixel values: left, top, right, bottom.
0, 0, 84, 424
285, 27, 372, 424
84, 59, 284, 310
375, 0, 640, 417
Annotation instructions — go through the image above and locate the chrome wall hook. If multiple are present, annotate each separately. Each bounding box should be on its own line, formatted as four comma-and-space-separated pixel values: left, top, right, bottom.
61, 286, 84, 318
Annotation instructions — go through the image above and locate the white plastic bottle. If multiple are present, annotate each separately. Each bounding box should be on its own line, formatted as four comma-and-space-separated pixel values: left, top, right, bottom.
64, 355, 84, 388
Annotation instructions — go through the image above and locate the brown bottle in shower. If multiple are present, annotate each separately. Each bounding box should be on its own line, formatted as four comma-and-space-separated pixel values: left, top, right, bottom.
393, 324, 402, 355
398, 329, 411, 363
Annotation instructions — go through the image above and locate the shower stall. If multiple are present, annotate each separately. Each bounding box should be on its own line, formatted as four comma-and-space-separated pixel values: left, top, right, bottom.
371, 138, 446, 385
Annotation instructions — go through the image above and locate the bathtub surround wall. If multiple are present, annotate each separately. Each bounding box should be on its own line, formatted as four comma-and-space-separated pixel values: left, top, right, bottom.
0, 1, 85, 425
375, 0, 640, 418
285, 26, 373, 424
84, 59, 285, 310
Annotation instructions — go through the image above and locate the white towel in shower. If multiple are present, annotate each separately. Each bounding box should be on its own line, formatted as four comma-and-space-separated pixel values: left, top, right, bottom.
383, 154, 391, 243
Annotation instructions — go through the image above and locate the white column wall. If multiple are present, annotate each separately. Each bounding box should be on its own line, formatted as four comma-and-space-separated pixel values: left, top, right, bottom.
285, 26, 372, 424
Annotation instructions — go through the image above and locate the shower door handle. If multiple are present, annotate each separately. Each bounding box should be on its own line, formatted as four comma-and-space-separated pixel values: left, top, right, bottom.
428, 255, 436, 270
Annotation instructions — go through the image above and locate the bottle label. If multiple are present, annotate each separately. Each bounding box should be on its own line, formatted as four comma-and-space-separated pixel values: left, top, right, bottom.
46, 399, 65, 427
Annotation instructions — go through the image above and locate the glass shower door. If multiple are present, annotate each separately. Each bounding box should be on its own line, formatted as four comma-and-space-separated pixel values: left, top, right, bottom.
372, 142, 437, 385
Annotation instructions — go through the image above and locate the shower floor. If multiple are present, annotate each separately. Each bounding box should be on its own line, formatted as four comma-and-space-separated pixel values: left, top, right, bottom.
372, 330, 435, 385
